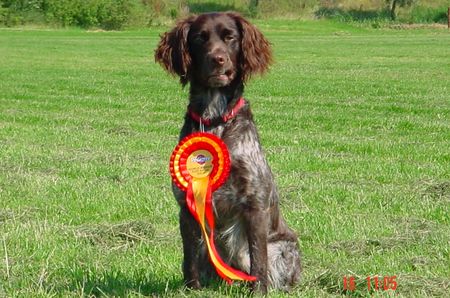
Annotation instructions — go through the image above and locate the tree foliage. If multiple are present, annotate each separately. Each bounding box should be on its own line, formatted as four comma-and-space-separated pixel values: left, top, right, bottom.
0, 0, 152, 29
0, 0, 447, 29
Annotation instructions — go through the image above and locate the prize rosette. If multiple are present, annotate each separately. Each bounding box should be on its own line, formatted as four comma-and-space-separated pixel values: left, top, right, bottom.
169, 132, 256, 284
169, 132, 230, 193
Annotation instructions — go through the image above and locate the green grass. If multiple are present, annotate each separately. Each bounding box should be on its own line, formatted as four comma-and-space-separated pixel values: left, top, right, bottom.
0, 20, 449, 297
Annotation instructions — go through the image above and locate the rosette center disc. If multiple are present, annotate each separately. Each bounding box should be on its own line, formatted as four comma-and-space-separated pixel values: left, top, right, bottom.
186, 150, 214, 178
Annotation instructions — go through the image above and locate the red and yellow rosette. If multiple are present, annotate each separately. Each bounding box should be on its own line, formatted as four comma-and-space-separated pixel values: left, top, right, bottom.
169, 132, 256, 284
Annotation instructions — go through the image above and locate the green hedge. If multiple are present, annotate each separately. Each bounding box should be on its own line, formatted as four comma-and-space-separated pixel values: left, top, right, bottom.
408, 5, 449, 23
1, 0, 449, 29
0, 0, 184, 29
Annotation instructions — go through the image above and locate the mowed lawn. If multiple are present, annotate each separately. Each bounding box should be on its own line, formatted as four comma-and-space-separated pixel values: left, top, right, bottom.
0, 21, 449, 297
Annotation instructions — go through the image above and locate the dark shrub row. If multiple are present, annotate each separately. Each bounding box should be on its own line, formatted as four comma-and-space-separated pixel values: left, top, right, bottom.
0, 0, 179, 29
1, 0, 448, 29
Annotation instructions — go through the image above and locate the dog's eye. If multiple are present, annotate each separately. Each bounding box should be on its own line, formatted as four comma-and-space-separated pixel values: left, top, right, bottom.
224, 35, 236, 42
193, 32, 208, 44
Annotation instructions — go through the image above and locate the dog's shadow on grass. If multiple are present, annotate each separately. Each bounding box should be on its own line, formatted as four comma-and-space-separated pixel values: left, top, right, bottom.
66, 270, 184, 296
64, 270, 237, 296
64, 221, 245, 295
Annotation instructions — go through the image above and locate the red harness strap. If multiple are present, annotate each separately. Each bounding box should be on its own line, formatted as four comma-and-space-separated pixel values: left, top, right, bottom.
188, 97, 246, 126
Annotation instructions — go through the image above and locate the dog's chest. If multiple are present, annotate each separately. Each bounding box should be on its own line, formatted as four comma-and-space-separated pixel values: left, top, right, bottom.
212, 177, 242, 215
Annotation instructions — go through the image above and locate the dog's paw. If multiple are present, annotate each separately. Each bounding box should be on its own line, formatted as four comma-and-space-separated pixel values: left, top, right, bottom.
250, 280, 268, 295
185, 279, 201, 290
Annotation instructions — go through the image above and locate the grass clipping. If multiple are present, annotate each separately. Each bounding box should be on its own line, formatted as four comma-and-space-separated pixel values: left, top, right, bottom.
75, 220, 155, 250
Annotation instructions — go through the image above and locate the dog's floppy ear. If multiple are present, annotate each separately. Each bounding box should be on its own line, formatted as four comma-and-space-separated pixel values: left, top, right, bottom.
155, 16, 195, 85
229, 13, 273, 82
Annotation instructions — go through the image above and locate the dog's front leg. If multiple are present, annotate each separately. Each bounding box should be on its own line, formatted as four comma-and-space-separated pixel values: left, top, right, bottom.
244, 208, 269, 294
179, 207, 202, 289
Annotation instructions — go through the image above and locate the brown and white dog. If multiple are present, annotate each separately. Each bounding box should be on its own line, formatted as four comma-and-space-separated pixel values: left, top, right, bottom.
155, 12, 301, 293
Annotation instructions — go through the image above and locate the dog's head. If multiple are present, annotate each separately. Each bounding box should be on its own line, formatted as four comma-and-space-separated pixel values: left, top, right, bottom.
155, 12, 272, 87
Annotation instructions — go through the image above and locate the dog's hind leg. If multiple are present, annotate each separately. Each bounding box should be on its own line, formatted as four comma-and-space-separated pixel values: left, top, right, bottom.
267, 238, 301, 291
267, 219, 301, 291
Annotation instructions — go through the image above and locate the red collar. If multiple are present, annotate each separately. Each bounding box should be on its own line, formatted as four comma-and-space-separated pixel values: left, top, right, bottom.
188, 97, 246, 126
